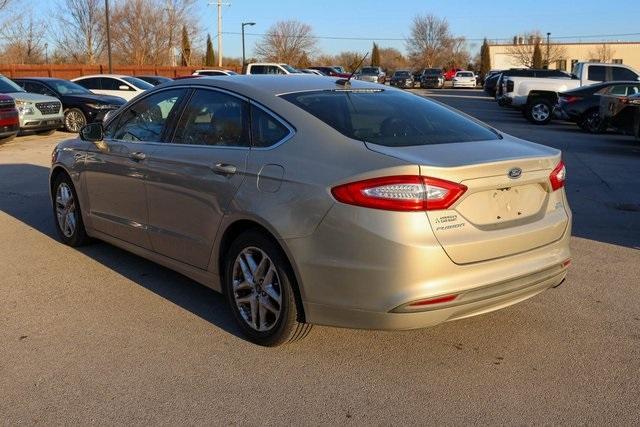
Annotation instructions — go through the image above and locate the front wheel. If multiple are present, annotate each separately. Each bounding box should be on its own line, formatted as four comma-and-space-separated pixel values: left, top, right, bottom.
52, 173, 90, 247
64, 108, 87, 133
224, 230, 311, 346
526, 98, 553, 125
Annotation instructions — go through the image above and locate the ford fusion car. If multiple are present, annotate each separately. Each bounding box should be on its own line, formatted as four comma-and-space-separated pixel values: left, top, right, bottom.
49, 76, 572, 346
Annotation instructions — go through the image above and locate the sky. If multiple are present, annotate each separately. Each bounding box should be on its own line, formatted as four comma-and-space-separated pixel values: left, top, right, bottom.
27, 0, 640, 59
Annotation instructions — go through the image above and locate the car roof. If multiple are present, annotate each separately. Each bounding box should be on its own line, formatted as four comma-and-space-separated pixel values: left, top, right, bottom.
73, 74, 129, 79
161, 75, 387, 97
13, 77, 64, 81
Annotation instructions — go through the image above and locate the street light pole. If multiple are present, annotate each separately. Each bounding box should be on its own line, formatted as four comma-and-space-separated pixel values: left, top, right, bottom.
105, 0, 113, 73
241, 22, 255, 72
546, 32, 551, 69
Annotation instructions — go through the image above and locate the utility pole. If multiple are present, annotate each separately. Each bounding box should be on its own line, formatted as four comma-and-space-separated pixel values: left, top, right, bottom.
105, 0, 113, 73
546, 32, 551, 69
209, 0, 230, 68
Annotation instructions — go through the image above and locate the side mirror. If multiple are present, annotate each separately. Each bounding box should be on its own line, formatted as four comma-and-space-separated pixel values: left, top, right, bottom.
118, 85, 130, 91
79, 122, 104, 142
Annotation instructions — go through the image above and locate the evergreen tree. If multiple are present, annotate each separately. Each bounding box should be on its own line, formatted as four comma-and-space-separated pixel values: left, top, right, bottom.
480, 38, 491, 76
532, 41, 543, 68
205, 33, 215, 66
180, 25, 191, 66
371, 42, 380, 66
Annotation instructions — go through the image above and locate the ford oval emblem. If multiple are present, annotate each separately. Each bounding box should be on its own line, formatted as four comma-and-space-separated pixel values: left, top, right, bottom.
508, 167, 522, 179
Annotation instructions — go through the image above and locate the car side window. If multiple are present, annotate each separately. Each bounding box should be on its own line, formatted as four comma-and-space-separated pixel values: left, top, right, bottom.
609, 85, 629, 96
76, 77, 101, 89
250, 65, 266, 74
172, 89, 249, 147
611, 67, 638, 81
101, 78, 126, 91
110, 89, 185, 142
23, 82, 54, 96
588, 66, 606, 82
250, 105, 291, 148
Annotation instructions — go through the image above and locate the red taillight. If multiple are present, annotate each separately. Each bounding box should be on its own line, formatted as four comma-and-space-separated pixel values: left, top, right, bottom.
561, 95, 582, 104
549, 161, 566, 191
408, 294, 459, 308
331, 175, 467, 211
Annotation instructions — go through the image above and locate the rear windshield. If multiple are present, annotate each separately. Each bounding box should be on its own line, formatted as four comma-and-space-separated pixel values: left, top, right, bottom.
122, 77, 154, 90
281, 89, 499, 147
457, 72, 474, 77
360, 67, 379, 75
423, 69, 442, 75
393, 71, 410, 77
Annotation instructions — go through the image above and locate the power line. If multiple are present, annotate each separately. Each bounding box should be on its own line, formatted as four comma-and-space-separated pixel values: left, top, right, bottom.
223, 31, 640, 43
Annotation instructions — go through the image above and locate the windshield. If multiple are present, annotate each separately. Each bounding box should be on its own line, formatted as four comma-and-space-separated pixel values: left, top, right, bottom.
122, 77, 154, 90
281, 64, 302, 74
0, 76, 25, 93
282, 90, 499, 147
360, 67, 379, 75
48, 79, 91, 95
423, 69, 442, 76
393, 71, 410, 77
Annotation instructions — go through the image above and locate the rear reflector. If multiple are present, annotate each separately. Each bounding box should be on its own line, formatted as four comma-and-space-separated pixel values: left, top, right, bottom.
331, 175, 467, 211
408, 294, 459, 307
549, 161, 566, 191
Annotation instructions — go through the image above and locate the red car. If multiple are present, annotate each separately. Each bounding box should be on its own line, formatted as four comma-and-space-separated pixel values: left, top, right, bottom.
0, 94, 19, 143
444, 68, 464, 81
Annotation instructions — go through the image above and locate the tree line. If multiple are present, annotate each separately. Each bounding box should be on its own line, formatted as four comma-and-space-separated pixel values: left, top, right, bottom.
1, 2, 476, 72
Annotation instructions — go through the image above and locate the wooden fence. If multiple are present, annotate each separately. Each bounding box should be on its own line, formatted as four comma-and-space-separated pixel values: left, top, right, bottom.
0, 64, 242, 79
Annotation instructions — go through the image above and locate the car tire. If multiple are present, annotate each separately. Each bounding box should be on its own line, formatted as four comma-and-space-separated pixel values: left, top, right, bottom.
525, 98, 553, 125
64, 108, 87, 133
51, 172, 90, 247
37, 129, 56, 136
579, 109, 605, 134
224, 230, 312, 346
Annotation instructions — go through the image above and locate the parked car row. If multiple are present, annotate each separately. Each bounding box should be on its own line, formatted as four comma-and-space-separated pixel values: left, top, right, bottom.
485, 61, 640, 140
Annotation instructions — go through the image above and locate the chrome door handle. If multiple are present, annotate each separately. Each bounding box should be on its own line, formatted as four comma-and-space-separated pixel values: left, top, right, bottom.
129, 152, 146, 162
211, 163, 237, 175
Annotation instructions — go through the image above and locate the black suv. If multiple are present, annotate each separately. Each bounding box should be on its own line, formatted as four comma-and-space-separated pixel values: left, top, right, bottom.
417, 68, 444, 89
13, 77, 126, 133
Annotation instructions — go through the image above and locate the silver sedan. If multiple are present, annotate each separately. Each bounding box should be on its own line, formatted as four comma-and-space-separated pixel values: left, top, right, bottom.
50, 76, 571, 346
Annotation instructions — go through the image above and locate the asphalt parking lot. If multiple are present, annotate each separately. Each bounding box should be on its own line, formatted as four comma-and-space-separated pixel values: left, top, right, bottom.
1, 90, 639, 425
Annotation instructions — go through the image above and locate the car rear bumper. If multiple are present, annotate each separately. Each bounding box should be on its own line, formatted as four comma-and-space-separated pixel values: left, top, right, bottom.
286, 201, 572, 330
452, 81, 476, 88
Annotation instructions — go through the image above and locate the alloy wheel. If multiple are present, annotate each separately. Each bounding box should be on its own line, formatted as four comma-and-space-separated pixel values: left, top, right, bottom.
55, 182, 76, 238
531, 103, 550, 122
232, 247, 282, 332
65, 110, 86, 133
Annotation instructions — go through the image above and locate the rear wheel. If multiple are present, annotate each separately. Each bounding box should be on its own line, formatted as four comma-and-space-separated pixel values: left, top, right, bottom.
64, 108, 87, 133
526, 98, 553, 125
579, 108, 605, 134
224, 230, 311, 346
52, 173, 90, 247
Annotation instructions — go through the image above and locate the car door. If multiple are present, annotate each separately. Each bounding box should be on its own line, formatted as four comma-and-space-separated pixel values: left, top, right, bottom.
143, 88, 250, 269
82, 88, 188, 249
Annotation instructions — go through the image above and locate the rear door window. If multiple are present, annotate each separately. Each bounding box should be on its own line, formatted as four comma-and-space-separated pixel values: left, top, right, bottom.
101, 78, 127, 91
172, 89, 249, 147
76, 77, 101, 89
611, 67, 639, 81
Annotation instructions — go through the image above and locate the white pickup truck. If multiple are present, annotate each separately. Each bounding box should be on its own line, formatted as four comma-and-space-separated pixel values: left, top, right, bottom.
501, 62, 640, 124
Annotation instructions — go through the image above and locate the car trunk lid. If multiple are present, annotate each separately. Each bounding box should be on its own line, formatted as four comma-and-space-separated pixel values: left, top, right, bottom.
366, 137, 570, 264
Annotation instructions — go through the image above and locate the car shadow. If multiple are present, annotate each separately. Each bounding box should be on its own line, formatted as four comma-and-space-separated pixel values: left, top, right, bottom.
0, 163, 242, 340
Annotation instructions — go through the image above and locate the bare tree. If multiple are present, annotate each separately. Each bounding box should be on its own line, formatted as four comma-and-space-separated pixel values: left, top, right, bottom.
378, 47, 408, 72
109, 0, 198, 66
333, 51, 366, 73
505, 31, 566, 68
0, 12, 46, 64
254, 20, 317, 64
55, 0, 105, 64
0, 0, 12, 11
588, 43, 615, 63
405, 14, 453, 68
